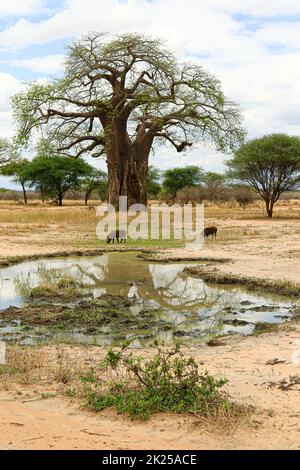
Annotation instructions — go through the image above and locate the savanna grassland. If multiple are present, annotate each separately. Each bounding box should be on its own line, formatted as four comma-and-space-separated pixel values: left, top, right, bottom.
1, 199, 300, 284
1, 199, 300, 450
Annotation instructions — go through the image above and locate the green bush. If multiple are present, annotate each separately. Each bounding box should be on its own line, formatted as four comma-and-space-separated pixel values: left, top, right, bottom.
83, 343, 232, 420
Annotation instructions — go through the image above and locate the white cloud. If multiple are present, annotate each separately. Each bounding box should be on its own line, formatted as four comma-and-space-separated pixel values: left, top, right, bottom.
1, 0, 300, 172
0, 0, 45, 17
255, 21, 300, 49
0, 73, 22, 138
1, 0, 300, 50
11, 54, 65, 74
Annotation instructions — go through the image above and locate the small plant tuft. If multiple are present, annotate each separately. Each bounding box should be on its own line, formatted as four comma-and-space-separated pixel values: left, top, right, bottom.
84, 343, 234, 420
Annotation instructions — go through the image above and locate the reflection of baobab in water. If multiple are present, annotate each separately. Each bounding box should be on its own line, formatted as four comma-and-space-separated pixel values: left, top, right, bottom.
10, 252, 294, 345
67, 254, 228, 338
68, 254, 226, 315
11, 253, 228, 341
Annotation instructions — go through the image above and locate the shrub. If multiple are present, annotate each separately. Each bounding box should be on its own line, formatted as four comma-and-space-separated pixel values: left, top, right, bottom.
83, 343, 232, 420
176, 186, 206, 204
233, 187, 256, 207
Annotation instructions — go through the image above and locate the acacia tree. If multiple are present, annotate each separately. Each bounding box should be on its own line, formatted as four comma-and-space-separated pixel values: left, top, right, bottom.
26, 156, 93, 206
12, 33, 244, 208
0, 159, 31, 204
226, 134, 300, 217
203, 171, 226, 201
81, 168, 107, 206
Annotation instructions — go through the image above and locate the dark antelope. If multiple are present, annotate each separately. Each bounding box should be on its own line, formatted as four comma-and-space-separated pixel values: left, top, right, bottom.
203, 226, 217, 239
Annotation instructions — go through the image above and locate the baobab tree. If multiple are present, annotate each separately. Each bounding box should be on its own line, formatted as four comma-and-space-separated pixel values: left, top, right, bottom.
12, 33, 244, 207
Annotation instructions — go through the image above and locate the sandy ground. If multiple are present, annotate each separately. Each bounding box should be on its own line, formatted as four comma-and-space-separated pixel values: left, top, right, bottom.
1, 202, 300, 450
158, 217, 300, 283
1, 202, 300, 282
0, 327, 300, 450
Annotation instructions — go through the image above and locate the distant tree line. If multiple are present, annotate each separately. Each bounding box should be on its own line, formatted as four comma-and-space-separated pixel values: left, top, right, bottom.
147, 133, 300, 217
0, 142, 108, 206
1, 156, 254, 208
1, 133, 300, 216
146, 164, 257, 207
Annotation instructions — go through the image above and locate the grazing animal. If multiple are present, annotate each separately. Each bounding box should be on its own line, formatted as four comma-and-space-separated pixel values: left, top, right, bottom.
106, 229, 127, 244
203, 226, 217, 239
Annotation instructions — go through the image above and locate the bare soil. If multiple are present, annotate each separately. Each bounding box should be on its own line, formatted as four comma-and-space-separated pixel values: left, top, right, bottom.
1, 327, 300, 450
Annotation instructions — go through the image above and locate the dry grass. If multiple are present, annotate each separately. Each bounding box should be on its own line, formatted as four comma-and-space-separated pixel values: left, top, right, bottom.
0, 344, 87, 389
204, 199, 300, 219
0, 344, 48, 385
1, 199, 300, 227
51, 348, 79, 385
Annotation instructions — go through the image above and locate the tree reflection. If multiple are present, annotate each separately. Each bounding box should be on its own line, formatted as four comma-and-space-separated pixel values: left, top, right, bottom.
7, 252, 293, 346
65, 253, 229, 316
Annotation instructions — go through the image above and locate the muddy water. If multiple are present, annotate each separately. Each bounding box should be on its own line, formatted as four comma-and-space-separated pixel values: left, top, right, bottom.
0, 252, 297, 347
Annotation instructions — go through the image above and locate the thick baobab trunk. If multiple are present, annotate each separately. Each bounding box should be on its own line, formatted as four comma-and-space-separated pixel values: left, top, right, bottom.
106, 124, 152, 209
108, 159, 148, 209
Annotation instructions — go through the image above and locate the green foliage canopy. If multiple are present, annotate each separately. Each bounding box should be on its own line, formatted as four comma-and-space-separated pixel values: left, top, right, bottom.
80, 168, 108, 205
0, 158, 31, 203
12, 32, 245, 171
26, 155, 93, 206
162, 165, 204, 199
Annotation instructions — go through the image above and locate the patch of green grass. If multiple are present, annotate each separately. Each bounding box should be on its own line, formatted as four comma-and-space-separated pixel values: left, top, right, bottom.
78, 235, 184, 250
80, 370, 98, 384
127, 238, 184, 249
83, 343, 238, 421
41, 392, 56, 399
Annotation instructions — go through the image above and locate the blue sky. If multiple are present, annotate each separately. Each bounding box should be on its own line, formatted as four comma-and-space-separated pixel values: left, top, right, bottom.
1, 0, 300, 189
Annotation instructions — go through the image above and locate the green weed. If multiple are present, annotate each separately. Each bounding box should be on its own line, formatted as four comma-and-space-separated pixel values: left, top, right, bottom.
84, 343, 234, 420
